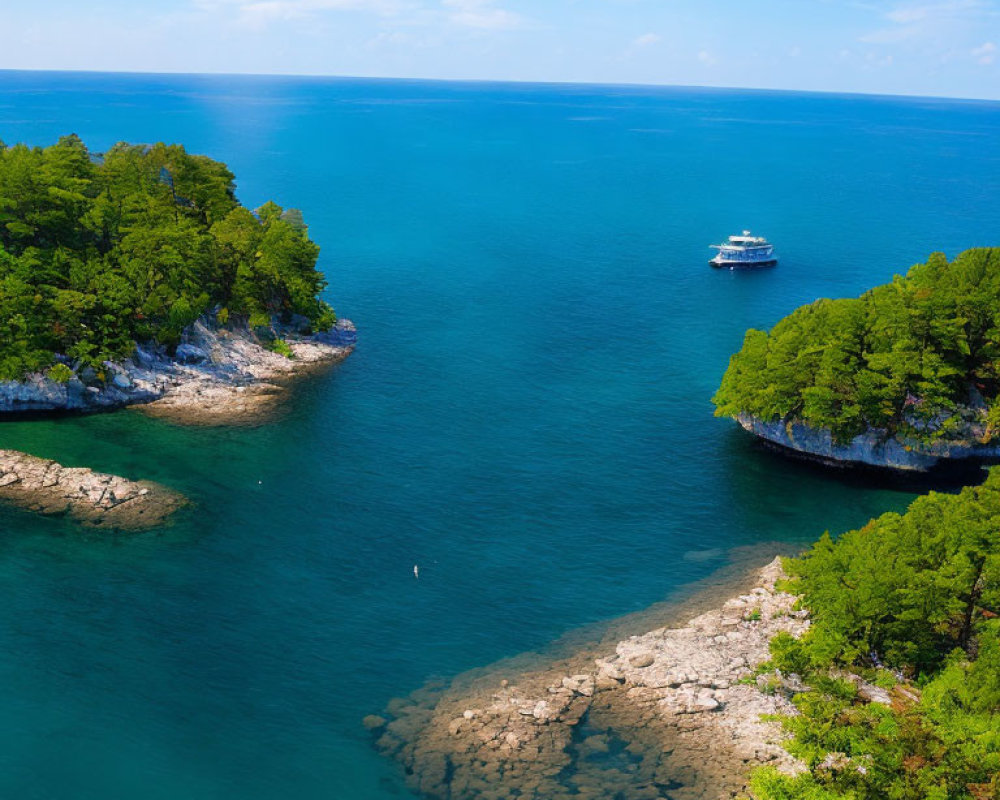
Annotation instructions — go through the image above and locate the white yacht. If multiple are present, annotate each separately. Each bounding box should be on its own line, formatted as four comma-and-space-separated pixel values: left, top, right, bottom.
709, 231, 777, 268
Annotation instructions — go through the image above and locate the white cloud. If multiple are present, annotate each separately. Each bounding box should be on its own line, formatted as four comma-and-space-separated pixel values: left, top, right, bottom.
632, 33, 661, 48
697, 49, 717, 66
192, 0, 527, 34
368, 30, 414, 46
861, 0, 999, 44
972, 40, 997, 62
885, 5, 932, 23
441, 0, 525, 30
197, 0, 399, 14
192, 0, 413, 28
865, 50, 895, 66
621, 32, 661, 58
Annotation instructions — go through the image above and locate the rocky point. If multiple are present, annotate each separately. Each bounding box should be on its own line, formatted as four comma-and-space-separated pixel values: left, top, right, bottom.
372, 558, 810, 800
0, 318, 357, 425
0, 450, 187, 530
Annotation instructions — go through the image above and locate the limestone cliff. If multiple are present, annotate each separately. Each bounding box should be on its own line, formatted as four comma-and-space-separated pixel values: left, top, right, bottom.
736, 412, 1000, 472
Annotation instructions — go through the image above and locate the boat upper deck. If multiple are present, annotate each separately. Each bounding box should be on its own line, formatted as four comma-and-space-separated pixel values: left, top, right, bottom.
712, 230, 771, 249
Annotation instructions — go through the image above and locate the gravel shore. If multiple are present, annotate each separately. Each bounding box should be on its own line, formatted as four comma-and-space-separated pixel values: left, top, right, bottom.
371, 557, 809, 800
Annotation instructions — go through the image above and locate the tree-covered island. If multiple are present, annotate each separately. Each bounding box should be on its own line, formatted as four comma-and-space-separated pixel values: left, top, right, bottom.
0, 134, 336, 382
713, 248, 1000, 469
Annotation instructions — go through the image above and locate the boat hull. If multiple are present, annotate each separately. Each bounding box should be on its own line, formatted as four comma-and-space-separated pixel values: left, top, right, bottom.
709, 257, 778, 268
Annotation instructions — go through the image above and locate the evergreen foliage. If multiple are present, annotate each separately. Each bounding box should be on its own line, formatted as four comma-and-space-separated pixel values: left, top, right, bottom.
0, 134, 336, 380
713, 248, 1000, 443
752, 471, 1000, 799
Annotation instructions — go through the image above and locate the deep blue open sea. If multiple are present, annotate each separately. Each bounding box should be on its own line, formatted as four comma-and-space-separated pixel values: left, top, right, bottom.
1, 71, 999, 799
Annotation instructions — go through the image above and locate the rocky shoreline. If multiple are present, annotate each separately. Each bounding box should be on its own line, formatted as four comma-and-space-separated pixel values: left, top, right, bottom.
0, 318, 357, 426
0, 450, 187, 530
371, 558, 811, 800
0, 318, 354, 528
737, 412, 1000, 472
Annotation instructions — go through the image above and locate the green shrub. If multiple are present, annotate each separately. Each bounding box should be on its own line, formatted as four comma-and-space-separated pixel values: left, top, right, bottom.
46, 363, 74, 383
770, 632, 812, 675
248, 311, 271, 331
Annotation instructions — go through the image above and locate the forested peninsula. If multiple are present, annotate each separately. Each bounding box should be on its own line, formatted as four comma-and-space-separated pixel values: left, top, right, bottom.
0, 135, 355, 527
714, 248, 1000, 470
0, 134, 355, 421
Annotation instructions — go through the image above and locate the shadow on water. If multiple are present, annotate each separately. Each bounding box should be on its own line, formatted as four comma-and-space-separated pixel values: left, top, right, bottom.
725, 426, 993, 494
0, 407, 122, 424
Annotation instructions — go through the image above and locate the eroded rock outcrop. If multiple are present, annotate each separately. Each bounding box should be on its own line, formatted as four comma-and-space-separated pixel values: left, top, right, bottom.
0, 450, 187, 529
0, 318, 357, 425
139, 319, 357, 425
737, 412, 1000, 472
373, 559, 809, 800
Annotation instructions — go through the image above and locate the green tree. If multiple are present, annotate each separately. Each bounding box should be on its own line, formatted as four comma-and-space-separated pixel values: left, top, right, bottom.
714, 249, 1000, 445
752, 473, 1000, 800
0, 134, 337, 380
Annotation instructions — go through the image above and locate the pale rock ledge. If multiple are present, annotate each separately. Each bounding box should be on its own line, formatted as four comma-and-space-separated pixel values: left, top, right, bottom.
373, 558, 811, 800
0, 450, 187, 530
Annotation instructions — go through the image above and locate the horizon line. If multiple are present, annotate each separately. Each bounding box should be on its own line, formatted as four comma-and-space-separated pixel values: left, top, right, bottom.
2, 66, 999, 106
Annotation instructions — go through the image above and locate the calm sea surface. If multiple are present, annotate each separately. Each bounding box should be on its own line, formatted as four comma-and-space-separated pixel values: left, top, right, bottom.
1, 71, 999, 799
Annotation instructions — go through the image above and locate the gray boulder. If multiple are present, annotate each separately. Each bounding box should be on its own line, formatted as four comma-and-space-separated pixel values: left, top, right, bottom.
175, 344, 209, 364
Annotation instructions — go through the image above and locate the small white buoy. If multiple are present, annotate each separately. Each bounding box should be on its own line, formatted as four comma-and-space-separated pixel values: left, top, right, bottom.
413, 564, 419, 579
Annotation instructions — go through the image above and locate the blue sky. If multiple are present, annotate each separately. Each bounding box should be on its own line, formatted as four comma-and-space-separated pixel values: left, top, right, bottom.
3, 0, 999, 98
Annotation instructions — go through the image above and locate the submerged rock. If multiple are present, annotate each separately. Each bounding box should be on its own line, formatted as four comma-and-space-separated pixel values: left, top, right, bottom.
0, 450, 187, 530
362, 715, 388, 732
373, 558, 810, 800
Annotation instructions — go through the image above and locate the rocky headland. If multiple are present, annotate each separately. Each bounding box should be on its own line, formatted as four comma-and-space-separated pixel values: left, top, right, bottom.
0, 450, 187, 530
0, 319, 353, 528
371, 558, 813, 800
0, 318, 357, 426
736, 411, 1000, 472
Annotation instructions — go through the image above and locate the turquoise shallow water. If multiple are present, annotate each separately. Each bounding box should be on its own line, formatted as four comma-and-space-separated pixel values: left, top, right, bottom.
1, 71, 1000, 799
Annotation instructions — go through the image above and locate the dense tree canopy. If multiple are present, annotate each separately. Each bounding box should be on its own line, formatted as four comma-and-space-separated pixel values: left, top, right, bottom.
752, 471, 1000, 799
0, 134, 335, 380
713, 248, 1000, 444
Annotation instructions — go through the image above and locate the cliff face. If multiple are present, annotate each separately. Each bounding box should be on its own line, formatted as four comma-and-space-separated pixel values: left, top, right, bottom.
0, 371, 159, 414
0, 318, 357, 423
736, 413, 1000, 471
